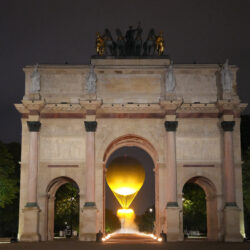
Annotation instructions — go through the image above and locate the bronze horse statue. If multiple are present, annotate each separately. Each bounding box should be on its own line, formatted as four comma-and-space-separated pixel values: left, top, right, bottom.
134, 24, 143, 56
103, 29, 116, 56
143, 28, 156, 56
115, 29, 126, 56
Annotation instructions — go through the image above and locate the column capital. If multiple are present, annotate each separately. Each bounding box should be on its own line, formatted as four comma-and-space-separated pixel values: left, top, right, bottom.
221, 121, 235, 131
225, 202, 237, 207
166, 202, 178, 208
84, 121, 97, 132
27, 121, 41, 132
164, 121, 178, 131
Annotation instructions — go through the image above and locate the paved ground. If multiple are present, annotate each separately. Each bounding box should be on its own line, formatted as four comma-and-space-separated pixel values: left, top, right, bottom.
1, 236, 250, 250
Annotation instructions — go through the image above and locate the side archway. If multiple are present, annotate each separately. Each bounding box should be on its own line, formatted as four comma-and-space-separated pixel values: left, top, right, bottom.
182, 176, 219, 241
102, 134, 160, 234
45, 177, 79, 240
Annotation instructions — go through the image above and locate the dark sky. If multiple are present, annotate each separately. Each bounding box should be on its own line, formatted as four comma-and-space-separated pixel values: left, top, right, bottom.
1, 0, 250, 143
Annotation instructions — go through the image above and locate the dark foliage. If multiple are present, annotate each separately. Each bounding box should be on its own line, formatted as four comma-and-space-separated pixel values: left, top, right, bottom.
105, 209, 121, 233
135, 206, 155, 233
0, 142, 20, 237
54, 183, 79, 233
183, 183, 207, 234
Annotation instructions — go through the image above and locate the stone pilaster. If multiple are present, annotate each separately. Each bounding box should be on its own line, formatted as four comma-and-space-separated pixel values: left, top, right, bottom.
221, 121, 236, 206
221, 121, 243, 242
164, 121, 178, 207
20, 121, 41, 242
80, 121, 98, 241
164, 121, 182, 241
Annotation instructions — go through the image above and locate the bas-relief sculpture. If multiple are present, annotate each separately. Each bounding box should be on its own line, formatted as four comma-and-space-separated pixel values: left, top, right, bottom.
165, 61, 176, 93
85, 65, 97, 94
30, 64, 40, 93
221, 59, 233, 92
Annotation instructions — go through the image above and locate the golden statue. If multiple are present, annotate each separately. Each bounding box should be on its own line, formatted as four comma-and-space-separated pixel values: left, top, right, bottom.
96, 32, 105, 56
155, 31, 165, 56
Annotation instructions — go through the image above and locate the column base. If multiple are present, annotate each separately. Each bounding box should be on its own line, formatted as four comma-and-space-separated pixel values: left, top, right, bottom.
165, 205, 183, 241
20, 206, 41, 242
79, 204, 97, 241
224, 205, 243, 242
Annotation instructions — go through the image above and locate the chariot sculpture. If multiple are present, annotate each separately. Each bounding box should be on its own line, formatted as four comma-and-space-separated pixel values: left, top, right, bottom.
96, 23, 166, 57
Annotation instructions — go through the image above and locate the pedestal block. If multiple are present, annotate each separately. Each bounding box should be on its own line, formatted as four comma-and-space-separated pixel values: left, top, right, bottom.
224, 206, 243, 242
20, 206, 40, 242
165, 206, 183, 241
79, 205, 97, 241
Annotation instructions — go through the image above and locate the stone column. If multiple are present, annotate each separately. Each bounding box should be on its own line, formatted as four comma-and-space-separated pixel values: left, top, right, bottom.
221, 121, 236, 206
84, 121, 97, 205
47, 194, 55, 241
164, 121, 182, 241
20, 121, 41, 242
165, 121, 178, 206
221, 121, 242, 242
79, 121, 98, 241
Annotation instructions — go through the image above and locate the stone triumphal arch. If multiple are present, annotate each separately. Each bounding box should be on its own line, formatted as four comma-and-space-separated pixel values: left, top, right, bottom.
15, 58, 247, 242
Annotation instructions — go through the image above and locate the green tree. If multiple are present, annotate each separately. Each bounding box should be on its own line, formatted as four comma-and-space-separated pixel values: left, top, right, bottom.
54, 183, 79, 233
183, 183, 207, 234
242, 147, 250, 237
0, 142, 20, 237
135, 206, 155, 233
105, 209, 120, 233
0, 142, 19, 208
241, 115, 250, 237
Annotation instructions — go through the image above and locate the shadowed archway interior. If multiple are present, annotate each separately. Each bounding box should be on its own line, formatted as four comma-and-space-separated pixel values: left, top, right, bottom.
46, 177, 79, 240
182, 176, 219, 241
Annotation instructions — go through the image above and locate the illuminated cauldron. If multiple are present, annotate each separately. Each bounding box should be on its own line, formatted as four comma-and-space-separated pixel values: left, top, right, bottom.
106, 156, 145, 209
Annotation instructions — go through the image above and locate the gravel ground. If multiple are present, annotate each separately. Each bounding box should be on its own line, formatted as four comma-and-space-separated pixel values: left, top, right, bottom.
0, 240, 250, 250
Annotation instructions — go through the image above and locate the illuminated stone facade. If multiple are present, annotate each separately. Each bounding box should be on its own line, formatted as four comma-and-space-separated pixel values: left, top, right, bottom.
15, 58, 247, 242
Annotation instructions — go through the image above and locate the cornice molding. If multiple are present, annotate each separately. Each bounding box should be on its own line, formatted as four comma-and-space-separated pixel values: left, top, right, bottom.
22, 100, 45, 112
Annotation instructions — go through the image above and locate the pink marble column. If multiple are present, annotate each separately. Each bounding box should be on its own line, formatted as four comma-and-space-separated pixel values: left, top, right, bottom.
221, 121, 237, 206
26, 121, 41, 207
165, 121, 178, 207
84, 121, 97, 206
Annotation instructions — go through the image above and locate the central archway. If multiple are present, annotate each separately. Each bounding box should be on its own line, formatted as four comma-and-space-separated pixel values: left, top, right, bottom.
102, 134, 159, 234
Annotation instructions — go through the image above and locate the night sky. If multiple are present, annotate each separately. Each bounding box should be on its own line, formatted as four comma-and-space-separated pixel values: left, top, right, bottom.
1, 0, 250, 143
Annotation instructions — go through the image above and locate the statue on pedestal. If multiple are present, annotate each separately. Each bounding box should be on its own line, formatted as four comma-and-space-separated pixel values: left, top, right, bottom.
221, 59, 233, 92
86, 65, 97, 94
165, 61, 176, 93
30, 64, 40, 93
